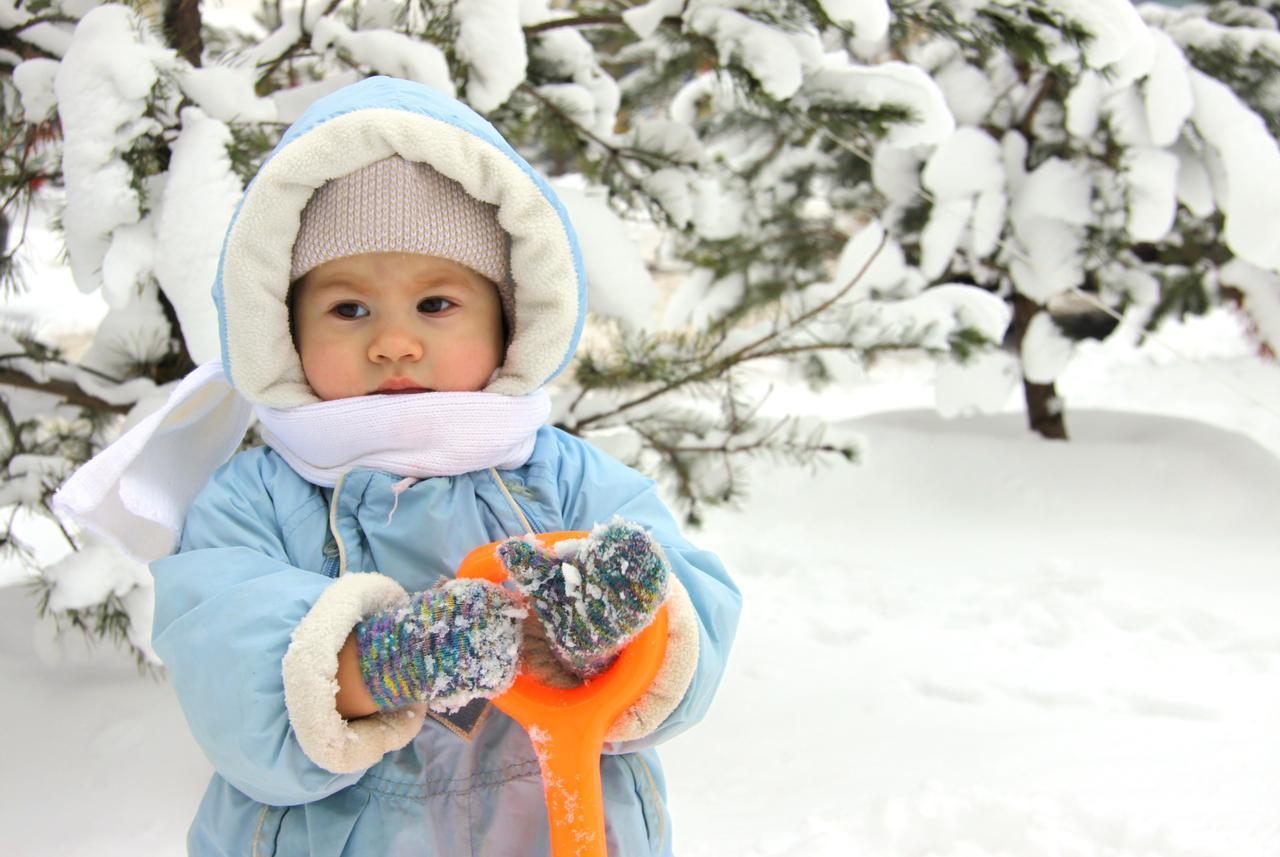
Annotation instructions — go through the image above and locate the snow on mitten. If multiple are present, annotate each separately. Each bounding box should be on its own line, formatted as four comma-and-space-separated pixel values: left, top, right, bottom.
355, 578, 525, 712
497, 518, 670, 677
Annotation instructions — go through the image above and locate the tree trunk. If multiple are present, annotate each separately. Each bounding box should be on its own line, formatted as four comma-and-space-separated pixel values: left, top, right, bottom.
163, 0, 204, 67
1010, 293, 1068, 440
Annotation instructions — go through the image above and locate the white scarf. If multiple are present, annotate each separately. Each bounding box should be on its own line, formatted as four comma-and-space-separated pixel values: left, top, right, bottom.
53, 362, 551, 563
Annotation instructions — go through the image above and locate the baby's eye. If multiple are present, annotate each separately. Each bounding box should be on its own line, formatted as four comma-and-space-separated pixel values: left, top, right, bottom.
332, 303, 368, 320
418, 297, 454, 314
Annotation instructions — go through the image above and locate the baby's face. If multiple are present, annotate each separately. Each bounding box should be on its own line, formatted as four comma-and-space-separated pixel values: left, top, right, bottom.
291, 252, 505, 401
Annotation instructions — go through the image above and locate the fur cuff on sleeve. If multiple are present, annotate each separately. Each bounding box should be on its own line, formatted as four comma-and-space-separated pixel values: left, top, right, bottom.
605, 575, 700, 743
281, 572, 427, 774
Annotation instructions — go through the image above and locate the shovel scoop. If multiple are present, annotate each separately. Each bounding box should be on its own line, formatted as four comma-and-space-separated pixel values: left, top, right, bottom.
456, 531, 669, 857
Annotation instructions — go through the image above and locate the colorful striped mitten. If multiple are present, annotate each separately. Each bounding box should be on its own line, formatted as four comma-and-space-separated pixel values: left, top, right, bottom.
497, 518, 670, 678
355, 578, 525, 713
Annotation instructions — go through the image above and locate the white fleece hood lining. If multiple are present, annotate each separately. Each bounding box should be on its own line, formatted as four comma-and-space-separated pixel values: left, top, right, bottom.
222, 108, 580, 409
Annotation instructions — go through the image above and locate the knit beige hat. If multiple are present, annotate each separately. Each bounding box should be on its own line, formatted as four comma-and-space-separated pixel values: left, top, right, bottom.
290, 156, 512, 305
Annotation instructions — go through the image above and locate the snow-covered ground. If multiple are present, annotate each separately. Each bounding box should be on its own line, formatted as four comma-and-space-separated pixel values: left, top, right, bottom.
3, 309, 1280, 856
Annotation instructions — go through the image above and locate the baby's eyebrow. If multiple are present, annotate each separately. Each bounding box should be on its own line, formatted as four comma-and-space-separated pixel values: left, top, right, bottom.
413, 275, 486, 291
307, 278, 373, 295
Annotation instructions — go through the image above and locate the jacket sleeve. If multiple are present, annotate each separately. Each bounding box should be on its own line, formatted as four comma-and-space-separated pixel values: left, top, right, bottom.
150, 450, 425, 807
546, 430, 742, 753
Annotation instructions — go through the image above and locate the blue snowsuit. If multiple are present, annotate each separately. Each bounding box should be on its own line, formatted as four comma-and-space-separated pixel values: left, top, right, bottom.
148, 77, 742, 857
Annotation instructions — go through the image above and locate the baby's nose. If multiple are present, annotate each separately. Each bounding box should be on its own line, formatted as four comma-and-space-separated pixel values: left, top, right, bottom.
370, 327, 424, 362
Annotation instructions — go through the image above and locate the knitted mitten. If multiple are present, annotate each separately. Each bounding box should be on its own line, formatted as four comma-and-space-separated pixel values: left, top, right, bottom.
355, 578, 525, 713
496, 518, 670, 678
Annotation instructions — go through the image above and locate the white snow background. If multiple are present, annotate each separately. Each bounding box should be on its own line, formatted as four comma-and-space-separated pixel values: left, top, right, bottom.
2, 258, 1279, 855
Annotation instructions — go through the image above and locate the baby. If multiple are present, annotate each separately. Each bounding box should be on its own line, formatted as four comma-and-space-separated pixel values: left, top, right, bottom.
285, 171, 671, 719
61, 76, 741, 856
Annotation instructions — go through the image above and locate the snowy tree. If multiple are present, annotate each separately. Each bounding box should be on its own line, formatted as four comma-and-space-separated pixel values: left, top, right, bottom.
1142, 1, 1280, 357
854, 0, 1280, 439
0, 0, 1008, 664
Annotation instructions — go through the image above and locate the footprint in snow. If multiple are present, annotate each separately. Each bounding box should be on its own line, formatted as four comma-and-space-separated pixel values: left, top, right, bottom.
1111, 690, 1220, 722
911, 677, 987, 705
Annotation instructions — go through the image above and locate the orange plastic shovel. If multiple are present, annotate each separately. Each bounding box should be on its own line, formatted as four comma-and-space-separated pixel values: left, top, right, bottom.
456, 531, 669, 857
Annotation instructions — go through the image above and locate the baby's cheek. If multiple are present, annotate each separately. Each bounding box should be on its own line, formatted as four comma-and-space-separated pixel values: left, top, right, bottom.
437, 355, 487, 392
302, 346, 360, 400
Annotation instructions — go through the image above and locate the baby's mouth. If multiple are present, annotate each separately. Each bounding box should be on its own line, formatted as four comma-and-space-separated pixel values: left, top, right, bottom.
375, 379, 433, 394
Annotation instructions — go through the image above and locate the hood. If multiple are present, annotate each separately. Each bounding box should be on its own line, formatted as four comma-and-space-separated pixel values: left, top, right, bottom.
212, 76, 587, 408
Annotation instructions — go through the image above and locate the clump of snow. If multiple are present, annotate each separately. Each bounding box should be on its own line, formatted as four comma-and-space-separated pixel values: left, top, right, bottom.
1172, 140, 1214, 218
1143, 29, 1193, 147
1007, 218, 1084, 305
0, 453, 65, 508
53, 5, 173, 302
625, 119, 702, 166
1122, 147, 1179, 243
454, 0, 527, 112
1187, 69, 1280, 270
641, 168, 695, 229
1219, 259, 1280, 353
311, 19, 454, 97
667, 269, 744, 330
818, 0, 890, 41
685, 6, 805, 100
1049, 0, 1154, 81
670, 71, 740, 127
1098, 264, 1159, 310
552, 184, 658, 330
922, 127, 1003, 200
933, 60, 996, 127
200, 4, 267, 41
919, 126, 1005, 277
1021, 312, 1075, 384
621, 0, 681, 39
530, 26, 619, 139
833, 221, 920, 299
100, 221, 154, 307
1103, 85, 1154, 148
1007, 158, 1093, 304
969, 188, 1007, 259
533, 83, 597, 128
839, 284, 1010, 355
12, 58, 59, 120
41, 532, 158, 664
919, 197, 973, 280
12, 22, 73, 58
78, 283, 173, 380
1066, 70, 1105, 139
688, 175, 747, 241
234, 8, 301, 75
1142, 4, 1280, 63
153, 108, 244, 364
872, 146, 922, 205
58, 0, 101, 18
271, 70, 361, 125
178, 65, 277, 123
804, 62, 956, 148
0, 0, 31, 28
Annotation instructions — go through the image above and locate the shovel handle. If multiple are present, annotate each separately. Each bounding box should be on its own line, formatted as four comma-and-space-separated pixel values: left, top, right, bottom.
457, 532, 669, 857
